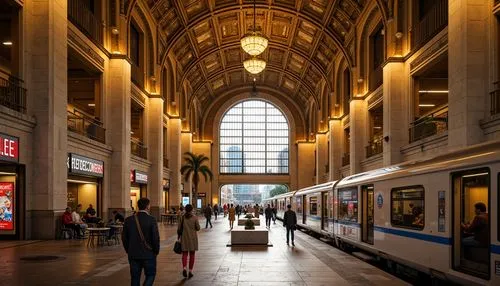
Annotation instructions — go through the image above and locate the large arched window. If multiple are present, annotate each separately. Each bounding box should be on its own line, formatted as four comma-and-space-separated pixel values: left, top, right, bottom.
220, 100, 289, 174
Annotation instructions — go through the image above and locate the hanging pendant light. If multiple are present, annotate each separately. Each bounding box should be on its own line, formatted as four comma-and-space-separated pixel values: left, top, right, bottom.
240, 0, 268, 56
243, 57, 267, 74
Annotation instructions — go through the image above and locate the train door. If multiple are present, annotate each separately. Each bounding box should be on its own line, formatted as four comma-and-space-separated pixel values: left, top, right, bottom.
322, 192, 328, 231
361, 185, 374, 244
452, 169, 490, 280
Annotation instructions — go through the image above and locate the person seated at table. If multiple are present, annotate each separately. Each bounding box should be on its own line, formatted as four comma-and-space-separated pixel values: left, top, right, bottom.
461, 202, 489, 247
112, 210, 125, 223
72, 204, 88, 234
170, 207, 176, 214
63, 207, 83, 238
411, 207, 424, 227
85, 204, 101, 224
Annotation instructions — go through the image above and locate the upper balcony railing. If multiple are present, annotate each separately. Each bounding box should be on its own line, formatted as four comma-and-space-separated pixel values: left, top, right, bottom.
131, 137, 148, 159
342, 152, 350, 167
68, 0, 103, 44
366, 135, 383, 158
0, 71, 26, 113
491, 88, 500, 116
409, 105, 448, 143
411, 0, 448, 50
67, 109, 106, 143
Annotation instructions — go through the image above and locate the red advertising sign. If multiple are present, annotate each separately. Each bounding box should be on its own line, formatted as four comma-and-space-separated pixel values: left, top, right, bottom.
0, 133, 19, 163
0, 182, 14, 230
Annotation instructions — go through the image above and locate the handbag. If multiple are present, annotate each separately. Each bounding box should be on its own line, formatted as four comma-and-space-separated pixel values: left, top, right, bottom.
173, 216, 184, 254
134, 214, 153, 251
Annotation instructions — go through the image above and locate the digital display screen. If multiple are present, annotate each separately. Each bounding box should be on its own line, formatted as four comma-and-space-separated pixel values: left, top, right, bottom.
0, 182, 14, 230
182, 197, 190, 207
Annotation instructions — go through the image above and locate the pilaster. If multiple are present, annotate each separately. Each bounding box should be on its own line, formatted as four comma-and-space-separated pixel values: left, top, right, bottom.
181, 132, 193, 203
28, 0, 68, 239
329, 120, 343, 180
349, 100, 367, 174
168, 119, 182, 208
107, 59, 131, 210
315, 133, 328, 184
448, 0, 489, 147
383, 62, 407, 166
147, 98, 164, 219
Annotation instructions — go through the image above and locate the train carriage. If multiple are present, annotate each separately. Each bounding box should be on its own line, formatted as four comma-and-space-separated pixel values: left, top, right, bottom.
264, 139, 500, 285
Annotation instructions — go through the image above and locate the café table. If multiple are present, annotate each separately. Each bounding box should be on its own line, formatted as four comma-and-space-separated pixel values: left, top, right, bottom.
161, 214, 177, 224
87, 227, 110, 247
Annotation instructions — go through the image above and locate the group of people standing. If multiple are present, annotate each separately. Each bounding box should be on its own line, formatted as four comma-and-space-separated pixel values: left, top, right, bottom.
121, 200, 298, 286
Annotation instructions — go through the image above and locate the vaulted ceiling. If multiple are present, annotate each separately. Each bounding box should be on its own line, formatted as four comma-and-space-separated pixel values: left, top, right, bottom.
143, 0, 371, 111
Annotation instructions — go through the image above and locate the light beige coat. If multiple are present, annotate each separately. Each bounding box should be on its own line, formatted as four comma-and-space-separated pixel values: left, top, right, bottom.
178, 215, 200, 251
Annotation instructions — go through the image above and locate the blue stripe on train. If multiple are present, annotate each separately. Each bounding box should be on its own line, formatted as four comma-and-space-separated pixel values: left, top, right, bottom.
373, 226, 452, 245
334, 220, 361, 227
491, 244, 500, 254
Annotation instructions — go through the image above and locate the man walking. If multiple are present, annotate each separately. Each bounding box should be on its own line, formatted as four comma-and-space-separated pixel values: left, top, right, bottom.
204, 204, 213, 228
213, 204, 218, 220
122, 198, 160, 286
283, 204, 297, 246
265, 204, 273, 228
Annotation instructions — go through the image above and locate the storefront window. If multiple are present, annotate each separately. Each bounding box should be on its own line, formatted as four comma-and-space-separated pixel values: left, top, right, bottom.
391, 186, 425, 230
338, 188, 358, 222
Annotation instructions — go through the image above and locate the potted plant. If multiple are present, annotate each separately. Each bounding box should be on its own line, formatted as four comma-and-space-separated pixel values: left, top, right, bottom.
244, 214, 253, 219
244, 218, 255, 230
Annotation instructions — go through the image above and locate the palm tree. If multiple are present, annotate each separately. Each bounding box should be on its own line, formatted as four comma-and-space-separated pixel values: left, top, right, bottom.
180, 152, 213, 209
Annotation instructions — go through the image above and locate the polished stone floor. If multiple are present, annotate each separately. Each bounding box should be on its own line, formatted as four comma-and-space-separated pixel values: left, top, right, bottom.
0, 216, 408, 286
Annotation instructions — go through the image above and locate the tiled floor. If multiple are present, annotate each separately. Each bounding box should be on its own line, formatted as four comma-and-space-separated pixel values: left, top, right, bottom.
0, 216, 408, 286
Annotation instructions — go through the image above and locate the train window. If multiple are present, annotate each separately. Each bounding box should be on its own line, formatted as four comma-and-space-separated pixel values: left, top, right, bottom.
391, 186, 424, 230
296, 197, 302, 214
338, 188, 358, 222
310, 197, 318, 215
452, 170, 489, 279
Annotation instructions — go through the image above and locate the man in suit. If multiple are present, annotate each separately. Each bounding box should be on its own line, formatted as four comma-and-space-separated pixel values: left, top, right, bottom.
283, 204, 297, 246
122, 198, 160, 286
265, 204, 273, 228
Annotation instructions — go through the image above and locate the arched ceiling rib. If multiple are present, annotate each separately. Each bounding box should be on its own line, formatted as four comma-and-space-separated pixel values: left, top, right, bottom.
142, 0, 370, 109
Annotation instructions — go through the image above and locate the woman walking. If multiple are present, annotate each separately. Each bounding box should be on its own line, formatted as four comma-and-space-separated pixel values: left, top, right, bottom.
228, 204, 236, 229
177, 204, 200, 278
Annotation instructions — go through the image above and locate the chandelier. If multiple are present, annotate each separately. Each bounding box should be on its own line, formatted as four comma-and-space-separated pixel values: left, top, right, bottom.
241, 33, 268, 56
243, 57, 266, 74
241, 0, 268, 56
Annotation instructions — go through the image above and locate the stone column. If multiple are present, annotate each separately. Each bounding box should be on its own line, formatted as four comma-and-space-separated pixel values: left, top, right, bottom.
297, 142, 315, 189
107, 59, 131, 211
28, 0, 68, 239
315, 133, 328, 184
349, 99, 367, 174
383, 62, 407, 166
147, 97, 164, 219
168, 119, 182, 208
448, 0, 488, 147
181, 132, 192, 204
329, 120, 343, 180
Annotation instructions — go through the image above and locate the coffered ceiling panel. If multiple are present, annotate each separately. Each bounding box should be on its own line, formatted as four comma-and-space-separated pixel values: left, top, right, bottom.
145, 0, 369, 113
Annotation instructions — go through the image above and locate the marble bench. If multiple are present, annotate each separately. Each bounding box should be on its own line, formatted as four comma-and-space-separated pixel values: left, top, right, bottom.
228, 227, 270, 246
237, 218, 260, 226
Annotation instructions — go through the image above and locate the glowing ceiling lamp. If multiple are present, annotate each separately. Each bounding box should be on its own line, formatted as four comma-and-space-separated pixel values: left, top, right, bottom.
243, 57, 266, 74
240, 0, 268, 56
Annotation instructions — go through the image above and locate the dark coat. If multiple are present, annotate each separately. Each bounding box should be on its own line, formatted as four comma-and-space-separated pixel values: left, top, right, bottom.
265, 207, 273, 218
122, 211, 160, 259
283, 210, 297, 228
204, 206, 212, 218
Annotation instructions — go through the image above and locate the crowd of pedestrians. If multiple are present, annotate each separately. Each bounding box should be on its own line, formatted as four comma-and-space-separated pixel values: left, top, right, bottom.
121, 200, 297, 285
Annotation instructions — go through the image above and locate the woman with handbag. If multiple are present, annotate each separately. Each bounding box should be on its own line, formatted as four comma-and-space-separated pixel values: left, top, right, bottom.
177, 204, 200, 278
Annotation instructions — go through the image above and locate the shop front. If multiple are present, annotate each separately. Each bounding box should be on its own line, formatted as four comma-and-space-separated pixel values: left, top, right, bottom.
130, 170, 148, 211
197, 192, 206, 209
66, 153, 104, 216
0, 132, 23, 240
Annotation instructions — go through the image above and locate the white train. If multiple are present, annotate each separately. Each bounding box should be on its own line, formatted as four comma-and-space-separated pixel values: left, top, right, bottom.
263, 140, 500, 285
